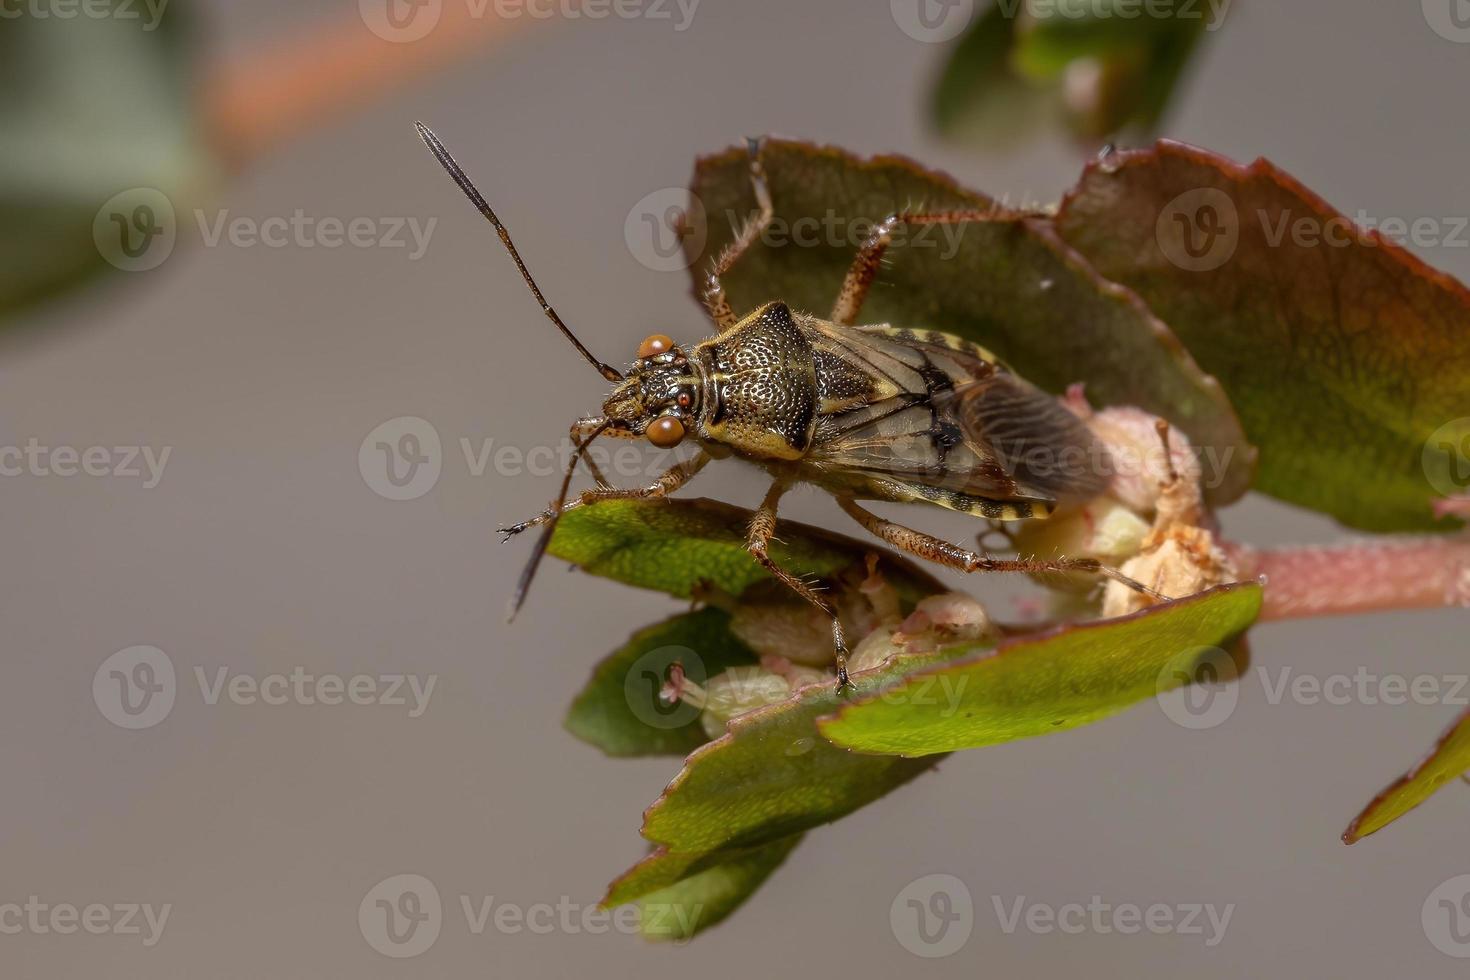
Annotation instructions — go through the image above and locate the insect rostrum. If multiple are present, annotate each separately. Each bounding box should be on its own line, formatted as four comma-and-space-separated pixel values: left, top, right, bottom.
416, 124, 1162, 690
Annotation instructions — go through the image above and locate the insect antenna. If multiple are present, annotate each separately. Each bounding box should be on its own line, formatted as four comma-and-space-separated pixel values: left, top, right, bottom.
415, 122, 624, 383
506, 418, 613, 622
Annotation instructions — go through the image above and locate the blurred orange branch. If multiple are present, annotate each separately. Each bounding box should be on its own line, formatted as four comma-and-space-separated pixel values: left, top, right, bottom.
204, 5, 538, 164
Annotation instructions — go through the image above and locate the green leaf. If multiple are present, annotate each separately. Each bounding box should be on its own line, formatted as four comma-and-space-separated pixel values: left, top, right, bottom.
603, 836, 803, 942
1054, 141, 1470, 532
565, 609, 757, 758
1, 2, 215, 320
1343, 708, 1470, 844
932, 2, 1216, 144
547, 497, 944, 601
638, 649, 962, 856
818, 583, 1262, 757
931, 5, 1065, 146
687, 139, 1255, 503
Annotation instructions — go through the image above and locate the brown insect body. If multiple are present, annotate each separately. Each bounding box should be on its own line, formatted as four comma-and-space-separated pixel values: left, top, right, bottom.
415, 123, 1159, 690
604, 300, 1106, 519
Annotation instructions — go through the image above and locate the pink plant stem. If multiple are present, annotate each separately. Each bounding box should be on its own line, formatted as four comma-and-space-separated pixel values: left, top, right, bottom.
1228, 537, 1470, 622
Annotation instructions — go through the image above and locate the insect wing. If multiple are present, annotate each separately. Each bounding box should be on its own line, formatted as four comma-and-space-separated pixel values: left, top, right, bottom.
803, 320, 1105, 506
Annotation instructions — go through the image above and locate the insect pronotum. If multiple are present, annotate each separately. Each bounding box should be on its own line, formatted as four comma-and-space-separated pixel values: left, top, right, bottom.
415, 123, 1163, 690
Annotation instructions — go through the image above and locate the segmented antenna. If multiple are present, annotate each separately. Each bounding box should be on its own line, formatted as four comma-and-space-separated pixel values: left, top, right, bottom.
415, 122, 624, 383
506, 418, 612, 622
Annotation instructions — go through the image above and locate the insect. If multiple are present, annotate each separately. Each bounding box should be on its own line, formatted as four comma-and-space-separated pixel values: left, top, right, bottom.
416, 123, 1162, 690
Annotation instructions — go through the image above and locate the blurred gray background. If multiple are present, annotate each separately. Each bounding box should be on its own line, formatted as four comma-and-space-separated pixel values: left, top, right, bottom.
4, 0, 1469, 975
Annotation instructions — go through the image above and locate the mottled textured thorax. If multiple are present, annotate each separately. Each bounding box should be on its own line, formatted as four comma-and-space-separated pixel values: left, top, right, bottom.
696, 302, 817, 460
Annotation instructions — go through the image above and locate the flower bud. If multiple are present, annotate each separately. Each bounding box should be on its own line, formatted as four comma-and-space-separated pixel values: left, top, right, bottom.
699, 667, 793, 739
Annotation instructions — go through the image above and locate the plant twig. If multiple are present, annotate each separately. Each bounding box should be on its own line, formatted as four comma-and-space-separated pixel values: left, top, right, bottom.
1228, 536, 1470, 621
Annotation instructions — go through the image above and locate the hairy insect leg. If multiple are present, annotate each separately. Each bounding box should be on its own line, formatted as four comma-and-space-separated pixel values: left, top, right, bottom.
499, 451, 710, 538
746, 478, 854, 692
569, 417, 621, 486
831, 207, 1028, 326
836, 497, 1167, 601
701, 137, 774, 332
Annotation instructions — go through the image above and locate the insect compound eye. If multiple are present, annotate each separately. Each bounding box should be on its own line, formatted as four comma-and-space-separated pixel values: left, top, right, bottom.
638, 334, 675, 359
646, 416, 686, 448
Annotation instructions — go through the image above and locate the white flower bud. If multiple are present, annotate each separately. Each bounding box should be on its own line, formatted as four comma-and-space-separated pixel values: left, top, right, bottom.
699, 667, 793, 739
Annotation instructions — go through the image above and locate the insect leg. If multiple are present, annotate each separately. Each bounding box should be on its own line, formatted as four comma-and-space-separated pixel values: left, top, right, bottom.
701, 137, 773, 332
831, 208, 1027, 325
499, 451, 710, 538
746, 478, 855, 692
836, 497, 1167, 601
